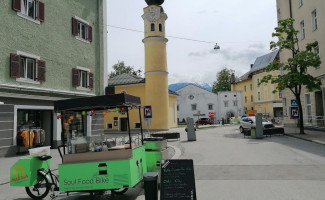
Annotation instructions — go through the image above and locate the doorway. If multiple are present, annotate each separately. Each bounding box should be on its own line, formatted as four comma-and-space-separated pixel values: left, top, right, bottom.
120, 118, 128, 132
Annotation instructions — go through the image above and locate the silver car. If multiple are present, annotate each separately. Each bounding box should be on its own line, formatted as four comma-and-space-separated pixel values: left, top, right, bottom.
239, 116, 274, 133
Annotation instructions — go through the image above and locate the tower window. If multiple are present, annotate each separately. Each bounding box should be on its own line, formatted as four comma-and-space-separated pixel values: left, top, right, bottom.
159, 24, 163, 32
151, 23, 155, 31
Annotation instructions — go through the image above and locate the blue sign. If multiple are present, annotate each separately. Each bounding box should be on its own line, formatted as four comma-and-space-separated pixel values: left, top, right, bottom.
291, 99, 298, 107
144, 105, 152, 119
290, 107, 299, 119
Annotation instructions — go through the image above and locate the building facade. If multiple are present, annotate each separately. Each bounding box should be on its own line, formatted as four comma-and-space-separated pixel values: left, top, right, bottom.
176, 84, 243, 124
0, 0, 107, 156
276, 0, 325, 127
232, 50, 283, 121
104, 1, 178, 131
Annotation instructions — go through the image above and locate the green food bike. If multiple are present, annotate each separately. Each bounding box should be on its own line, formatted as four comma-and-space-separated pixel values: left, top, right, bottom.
10, 94, 166, 199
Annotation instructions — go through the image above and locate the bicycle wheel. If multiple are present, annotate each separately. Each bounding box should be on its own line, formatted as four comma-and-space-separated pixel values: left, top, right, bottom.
25, 173, 50, 200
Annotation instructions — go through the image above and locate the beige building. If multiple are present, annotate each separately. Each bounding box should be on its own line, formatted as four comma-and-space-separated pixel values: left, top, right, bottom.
232, 50, 282, 121
276, 0, 325, 127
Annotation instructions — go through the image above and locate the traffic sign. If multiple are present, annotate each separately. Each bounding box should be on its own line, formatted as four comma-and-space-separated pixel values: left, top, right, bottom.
290, 107, 299, 119
209, 112, 215, 117
144, 105, 152, 119
291, 99, 298, 107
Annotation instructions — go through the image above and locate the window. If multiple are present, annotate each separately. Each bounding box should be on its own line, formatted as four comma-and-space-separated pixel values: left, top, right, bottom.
314, 46, 320, 57
208, 105, 213, 110
134, 123, 141, 129
251, 107, 254, 110
250, 84, 252, 90
159, 24, 163, 32
177, 105, 179, 111
245, 96, 247, 103
300, 20, 305, 40
312, 10, 318, 31
107, 123, 113, 129
191, 104, 196, 111
12, 0, 45, 23
279, 91, 282, 98
151, 23, 155, 31
233, 101, 237, 107
257, 78, 260, 87
10, 52, 46, 83
251, 95, 253, 102
72, 67, 94, 90
20, 57, 35, 80
258, 92, 261, 100
244, 86, 246, 92
298, 0, 303, 7
283, 98, 288, 117
224, 101, 228, 107
72, 17, 92, 43
305, 94, 312, 122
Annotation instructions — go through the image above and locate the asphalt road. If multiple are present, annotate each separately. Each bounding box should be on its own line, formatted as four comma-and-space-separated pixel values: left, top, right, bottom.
179, 125, 325, 200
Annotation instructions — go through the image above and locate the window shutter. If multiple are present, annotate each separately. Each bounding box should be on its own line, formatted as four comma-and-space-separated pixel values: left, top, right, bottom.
72, 68, 80, 87
12, 0, 21, 12
37, 60, 46, 82
72, 18, 79, 36
89, 72, 94, 89
88, 26, 92, 42
10, 53, 20, 78
38, 1, 45, 22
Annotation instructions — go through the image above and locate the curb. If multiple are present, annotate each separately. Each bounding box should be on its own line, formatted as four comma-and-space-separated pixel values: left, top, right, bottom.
284, 133, 325, 146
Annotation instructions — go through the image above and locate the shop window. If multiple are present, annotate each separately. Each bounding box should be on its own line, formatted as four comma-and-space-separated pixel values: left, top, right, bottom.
72, 67, 94, 90
10, 53, 46, 83
72, 17, 92, 43
61, 112, 86, 141
12, 0, 45, 23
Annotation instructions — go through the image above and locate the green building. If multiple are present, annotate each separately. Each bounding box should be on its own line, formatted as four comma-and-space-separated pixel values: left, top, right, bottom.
0, 0, 108, 156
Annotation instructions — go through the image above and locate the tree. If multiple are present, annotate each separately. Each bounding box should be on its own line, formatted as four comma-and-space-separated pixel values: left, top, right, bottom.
212, 68, 234, 93
108, 61, 142, 78
260, 18, 321, 134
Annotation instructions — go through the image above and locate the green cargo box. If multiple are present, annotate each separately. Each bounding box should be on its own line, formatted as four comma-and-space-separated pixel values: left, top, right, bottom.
59, 146, 147, 192
143, 137, 167, 151
10, 157, 49, 187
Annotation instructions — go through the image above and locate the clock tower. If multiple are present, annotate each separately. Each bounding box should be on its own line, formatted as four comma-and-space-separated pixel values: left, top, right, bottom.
142, 1, 169, 130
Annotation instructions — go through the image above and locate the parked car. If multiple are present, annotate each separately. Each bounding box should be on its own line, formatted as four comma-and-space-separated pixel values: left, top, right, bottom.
195, 118, 213, 125
239, 116, 274, 133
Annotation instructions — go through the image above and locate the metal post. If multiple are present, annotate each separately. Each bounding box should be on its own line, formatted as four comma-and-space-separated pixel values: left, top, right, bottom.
139, 107, 144, 145
126, 108, 132, 149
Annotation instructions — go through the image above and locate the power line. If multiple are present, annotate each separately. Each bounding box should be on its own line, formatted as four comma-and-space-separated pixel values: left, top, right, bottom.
106, 24, 271, 45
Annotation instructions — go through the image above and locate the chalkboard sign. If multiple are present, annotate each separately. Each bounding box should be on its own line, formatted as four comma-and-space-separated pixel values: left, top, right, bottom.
160, 159, 197, 200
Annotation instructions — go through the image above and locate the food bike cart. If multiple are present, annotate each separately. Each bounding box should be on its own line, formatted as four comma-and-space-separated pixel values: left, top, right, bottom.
10, 94, 164, 199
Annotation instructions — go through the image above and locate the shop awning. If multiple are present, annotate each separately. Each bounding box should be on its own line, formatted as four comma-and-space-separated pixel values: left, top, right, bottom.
54, 93, 141, 112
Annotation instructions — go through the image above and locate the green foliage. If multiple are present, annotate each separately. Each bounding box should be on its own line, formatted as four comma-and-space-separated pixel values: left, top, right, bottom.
260, 18, 321, 134
109, 61, 142, 78
212, 68, 234, 93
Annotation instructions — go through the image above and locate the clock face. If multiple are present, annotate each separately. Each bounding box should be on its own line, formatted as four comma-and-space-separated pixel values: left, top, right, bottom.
145, 7, 160, 23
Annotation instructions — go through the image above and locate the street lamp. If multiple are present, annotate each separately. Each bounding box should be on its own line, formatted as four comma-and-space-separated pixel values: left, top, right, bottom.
214, 43, 220, 50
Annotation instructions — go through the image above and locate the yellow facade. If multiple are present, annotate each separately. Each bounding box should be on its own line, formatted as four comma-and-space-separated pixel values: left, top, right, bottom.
232, 70, 282, 118
104, 4, 177, 131
231, 78, 255, 113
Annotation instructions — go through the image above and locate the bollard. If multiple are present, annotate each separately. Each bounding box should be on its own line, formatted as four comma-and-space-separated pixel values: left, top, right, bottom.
143, 172, 158, 200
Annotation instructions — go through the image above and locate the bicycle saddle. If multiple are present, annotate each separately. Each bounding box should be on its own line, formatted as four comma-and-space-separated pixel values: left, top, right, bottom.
38, 155, 52, 161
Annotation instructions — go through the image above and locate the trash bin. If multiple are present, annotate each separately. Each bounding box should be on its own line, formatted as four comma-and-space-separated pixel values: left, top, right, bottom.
144, 172, 158, 200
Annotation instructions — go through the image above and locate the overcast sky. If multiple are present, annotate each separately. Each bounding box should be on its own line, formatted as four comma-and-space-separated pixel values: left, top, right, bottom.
107, 0, 278, 86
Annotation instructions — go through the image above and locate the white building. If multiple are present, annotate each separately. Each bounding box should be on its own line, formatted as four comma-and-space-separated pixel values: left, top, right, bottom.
175, 84, 243, 123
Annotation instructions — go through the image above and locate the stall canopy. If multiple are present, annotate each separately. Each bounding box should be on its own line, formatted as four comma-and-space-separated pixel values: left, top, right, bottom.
54, 93, 141, 112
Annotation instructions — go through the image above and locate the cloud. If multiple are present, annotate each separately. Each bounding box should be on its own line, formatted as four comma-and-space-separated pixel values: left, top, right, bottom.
248, 43, 266, 50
